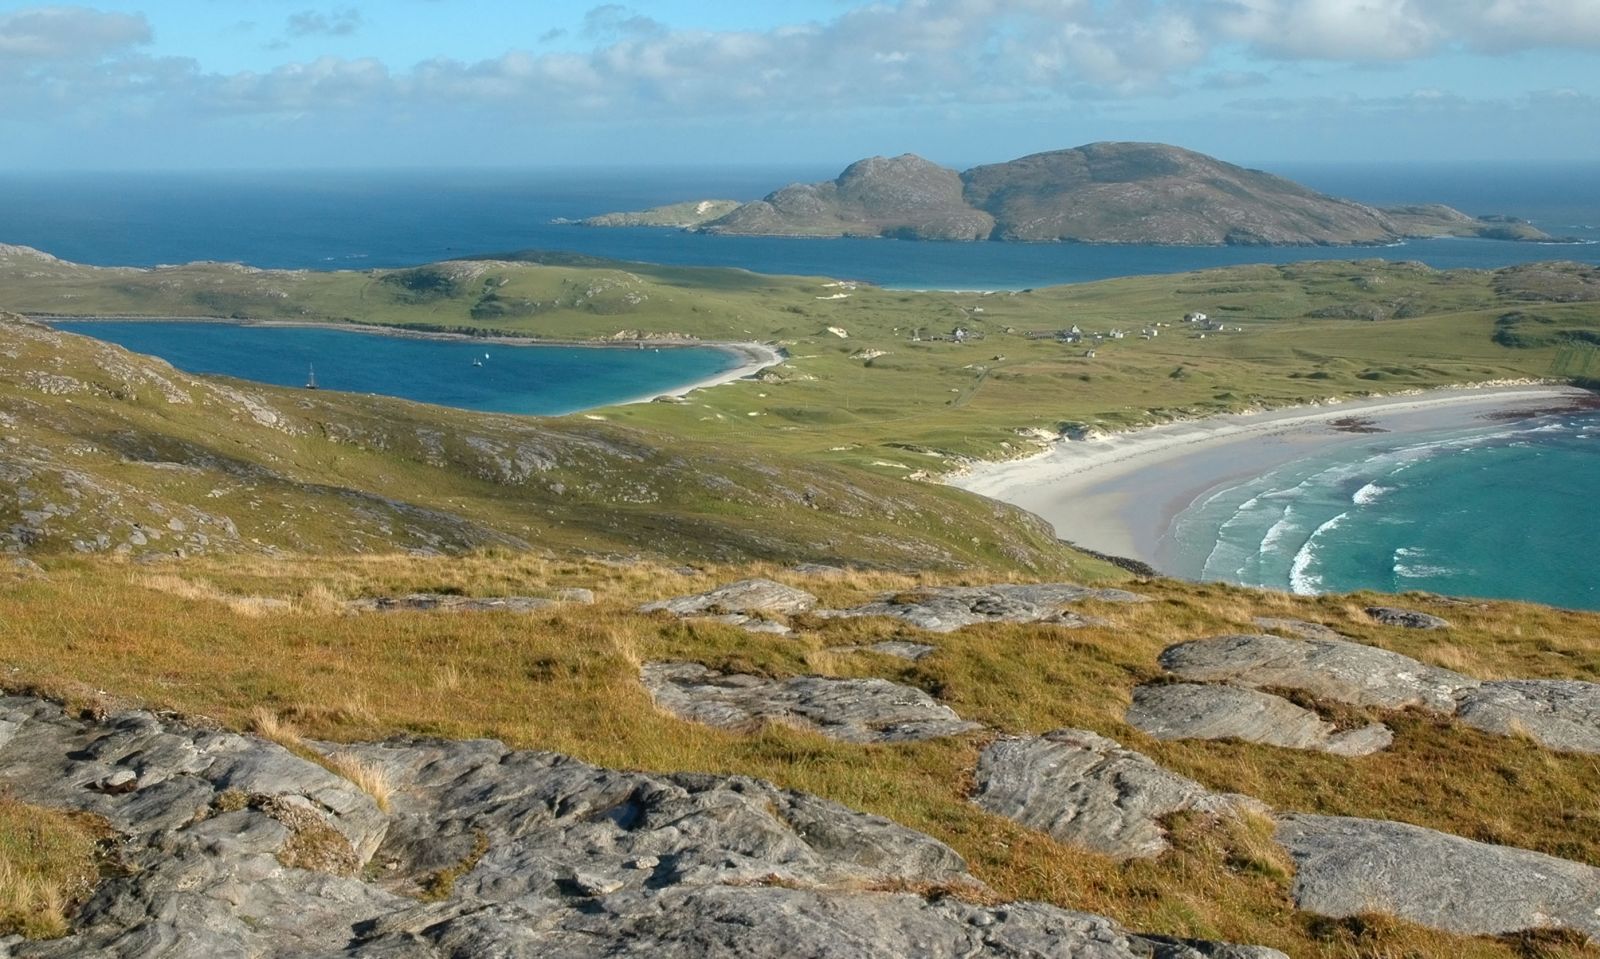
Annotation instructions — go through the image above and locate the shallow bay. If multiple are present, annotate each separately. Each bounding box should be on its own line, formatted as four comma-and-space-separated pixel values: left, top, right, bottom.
51, 321, 744, 416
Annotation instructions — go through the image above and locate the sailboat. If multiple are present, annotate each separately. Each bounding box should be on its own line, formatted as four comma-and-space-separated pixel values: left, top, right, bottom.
305, 364, 318, 390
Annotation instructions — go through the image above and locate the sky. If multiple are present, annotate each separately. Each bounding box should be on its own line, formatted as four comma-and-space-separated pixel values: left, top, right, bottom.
1, 0, 1597, 170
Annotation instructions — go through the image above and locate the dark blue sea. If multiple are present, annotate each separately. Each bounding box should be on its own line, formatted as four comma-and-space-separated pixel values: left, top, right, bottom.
0, 163, 1596, 289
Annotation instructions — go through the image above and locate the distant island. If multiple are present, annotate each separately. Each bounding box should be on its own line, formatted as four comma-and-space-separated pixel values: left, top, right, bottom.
580, 141, 1560, 246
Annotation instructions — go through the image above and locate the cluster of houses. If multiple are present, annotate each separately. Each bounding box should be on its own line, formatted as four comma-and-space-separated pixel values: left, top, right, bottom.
888, 308, 1245, 359
906, 325, 985, 343
1005, 309, 1244, 358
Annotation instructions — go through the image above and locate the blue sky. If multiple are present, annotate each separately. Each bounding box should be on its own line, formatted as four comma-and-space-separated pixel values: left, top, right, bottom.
1, 0, 1597, 170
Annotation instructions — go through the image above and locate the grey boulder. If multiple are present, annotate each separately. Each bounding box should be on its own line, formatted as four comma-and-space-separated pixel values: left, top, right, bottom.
817, 583, 1146, 633
640, 578, 818, 616
1158, 634, 1476, 713
0, 697, 397, 959
1277, 814, 1600, 937
1365, 606, 1451, 630
1126, 683, 1392, 757
832, 640, 938, 661
864, 640, 938, 660
1455, 679, 1600, 753
972, 729, 1256, 860
642, 661, 983, 743
346, 593, 556, 613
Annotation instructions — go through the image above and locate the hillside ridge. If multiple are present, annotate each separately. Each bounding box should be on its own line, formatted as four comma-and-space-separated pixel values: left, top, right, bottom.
592, 142, 1558, 246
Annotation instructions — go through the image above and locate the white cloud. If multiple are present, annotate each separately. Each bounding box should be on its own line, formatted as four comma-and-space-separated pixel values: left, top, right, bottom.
0, 5, 149, 60
286, 8, 363, 39
0, 0, 1596, 127
1207, 0, 1600, 60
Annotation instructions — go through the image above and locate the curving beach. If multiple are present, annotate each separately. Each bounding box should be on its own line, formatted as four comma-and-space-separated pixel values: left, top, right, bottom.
950, 385, 1597, 572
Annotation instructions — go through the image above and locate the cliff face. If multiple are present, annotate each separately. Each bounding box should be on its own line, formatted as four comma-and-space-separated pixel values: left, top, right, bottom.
694, 142, 1550, 245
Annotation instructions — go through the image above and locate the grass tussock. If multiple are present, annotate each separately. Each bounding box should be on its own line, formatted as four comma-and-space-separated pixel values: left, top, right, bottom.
0, 797, 104, 939
247, 707, 305, 750
322, 752, 393, 813
5, 554, 1600, 957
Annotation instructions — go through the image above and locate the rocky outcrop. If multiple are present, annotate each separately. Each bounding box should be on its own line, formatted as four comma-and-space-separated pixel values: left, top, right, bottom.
1158, 634, 1476, 713
641, 662, 983, 743
0, 695, 1281, 958
339, 737, 973, 902
1157, 633, 1600, 755
1455, 680, 1600, 753
1277, 814, 1600, 938
1364, 606, 1452, 630
971, 729, 1256, 860
0, 696, 396, 957
346, 886, 1285, 958
639, 578, 818, 636
640, 578, 818, 617
345, 593, 557, 614
838, 640, 934, 662
1126, 683, 1393, 757
817, 583, 1145, 633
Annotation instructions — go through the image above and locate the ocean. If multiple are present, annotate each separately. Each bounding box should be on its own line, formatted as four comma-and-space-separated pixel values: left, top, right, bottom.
49, 321, 741, 417
11, 162, 1600, 607
0, 162, 1596, 289
1166, 410, 1600, 610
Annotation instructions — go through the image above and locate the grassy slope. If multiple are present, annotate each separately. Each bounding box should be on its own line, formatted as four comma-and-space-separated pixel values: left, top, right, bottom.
582, 199, 741, 228
4, 554, 1600, 957
0, 798, 101, 940
0, 314, 1089, 575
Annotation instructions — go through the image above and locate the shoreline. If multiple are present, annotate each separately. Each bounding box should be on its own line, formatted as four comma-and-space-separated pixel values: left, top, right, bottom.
33, 314, 784, 409
949, 384, 1597, 572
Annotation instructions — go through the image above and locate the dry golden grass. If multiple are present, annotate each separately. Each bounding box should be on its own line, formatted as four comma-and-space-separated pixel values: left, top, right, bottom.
321, 752, 394, 813
0, 797, 103, 940
3, 553, 1600, 956
247, 706, 305, 750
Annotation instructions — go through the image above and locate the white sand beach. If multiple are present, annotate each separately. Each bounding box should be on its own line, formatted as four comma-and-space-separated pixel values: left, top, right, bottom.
623, 341, 783, 404
950, 385, 1596, 570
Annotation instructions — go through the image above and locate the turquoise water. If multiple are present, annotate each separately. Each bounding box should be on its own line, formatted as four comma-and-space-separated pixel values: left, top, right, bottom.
51, 321, 741, 416
1166, 412, 1600, 610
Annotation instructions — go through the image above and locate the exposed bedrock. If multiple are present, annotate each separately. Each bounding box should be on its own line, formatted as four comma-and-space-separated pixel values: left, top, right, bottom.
1126, 683, 1393, 756
641, 661, 983, 743
1158, 633, 1476, 713
815, 583, 1146, 633
971, 728, 1261, 860
1278, 814, 1600, 938
0, 696, 1281, 958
